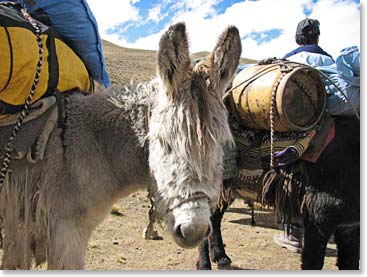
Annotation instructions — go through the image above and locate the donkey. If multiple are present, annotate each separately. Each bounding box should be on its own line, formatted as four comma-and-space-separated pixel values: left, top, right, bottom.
196, 117, 360, 270
0, 22, 242, 269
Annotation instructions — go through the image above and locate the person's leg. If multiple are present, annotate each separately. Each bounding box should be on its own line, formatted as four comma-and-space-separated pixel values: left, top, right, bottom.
274, 215, 303, 253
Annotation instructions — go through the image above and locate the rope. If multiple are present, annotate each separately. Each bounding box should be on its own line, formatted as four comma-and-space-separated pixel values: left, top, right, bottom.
224, 60, 360, 121
270, 72, 287, 169
224, 58, 359, 168
286, 61, 360, 120
317, 68, 360, 120
223, 64, 280, 101
0, 8, 44, 191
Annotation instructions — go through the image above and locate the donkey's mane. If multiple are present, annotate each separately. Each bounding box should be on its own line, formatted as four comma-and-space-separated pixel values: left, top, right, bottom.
106, 80, 158, 112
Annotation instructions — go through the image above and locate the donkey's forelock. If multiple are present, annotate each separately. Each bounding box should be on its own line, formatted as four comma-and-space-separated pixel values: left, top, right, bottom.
148, 78, 230, 183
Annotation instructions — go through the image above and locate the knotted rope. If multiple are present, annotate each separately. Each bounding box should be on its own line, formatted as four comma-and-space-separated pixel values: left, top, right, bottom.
0, 7, 44, 192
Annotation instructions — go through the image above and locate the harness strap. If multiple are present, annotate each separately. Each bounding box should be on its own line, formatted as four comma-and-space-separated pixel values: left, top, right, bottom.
55, 90, 64, 129
169, 191, 211, 211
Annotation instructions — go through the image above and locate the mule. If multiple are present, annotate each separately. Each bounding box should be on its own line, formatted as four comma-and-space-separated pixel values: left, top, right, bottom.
196, 117, 360, 270
0, 22, 242, 269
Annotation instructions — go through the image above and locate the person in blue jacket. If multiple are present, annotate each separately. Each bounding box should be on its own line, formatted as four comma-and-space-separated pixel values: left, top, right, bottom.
284, 18, 360, 117
274, 18, 334, 254
284, 18, 334, 62
275, 18, 360, 253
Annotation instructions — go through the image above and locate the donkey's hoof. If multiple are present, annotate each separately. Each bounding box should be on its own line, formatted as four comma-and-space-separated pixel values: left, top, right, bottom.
142, 227, 160, 240
196, 259, 212, 270
217, 256, 232, 268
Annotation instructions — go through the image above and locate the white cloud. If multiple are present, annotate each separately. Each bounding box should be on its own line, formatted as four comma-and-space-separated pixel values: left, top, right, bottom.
87, 0, 360, 60
86, 0, 140, 33
146, 4, 162, 23
308, 0, 360, 57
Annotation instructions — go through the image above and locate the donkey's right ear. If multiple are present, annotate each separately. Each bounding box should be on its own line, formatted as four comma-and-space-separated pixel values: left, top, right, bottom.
157, 22, 192, 98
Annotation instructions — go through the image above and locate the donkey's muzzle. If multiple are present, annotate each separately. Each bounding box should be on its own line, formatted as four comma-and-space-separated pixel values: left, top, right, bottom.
173, 223, 211, 248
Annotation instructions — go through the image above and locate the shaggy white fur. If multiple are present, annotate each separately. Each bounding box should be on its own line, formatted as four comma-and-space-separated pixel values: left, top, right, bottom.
0, 22, 241, 269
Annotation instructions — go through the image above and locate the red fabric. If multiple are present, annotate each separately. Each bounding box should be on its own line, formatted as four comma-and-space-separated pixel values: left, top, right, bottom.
301, 121, 335, 163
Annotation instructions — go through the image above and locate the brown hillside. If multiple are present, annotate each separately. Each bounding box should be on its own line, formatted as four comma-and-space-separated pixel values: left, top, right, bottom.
102, 40, 157, 85
191, 51, 257, 65
102, 40, 257, 85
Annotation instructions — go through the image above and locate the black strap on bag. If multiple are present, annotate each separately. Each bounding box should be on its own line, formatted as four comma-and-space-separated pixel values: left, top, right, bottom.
0, 2, 61, 115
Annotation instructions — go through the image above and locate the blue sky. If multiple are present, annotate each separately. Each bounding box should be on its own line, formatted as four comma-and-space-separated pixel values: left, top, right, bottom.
106, 0, 246, 43
86, 0, 360, 60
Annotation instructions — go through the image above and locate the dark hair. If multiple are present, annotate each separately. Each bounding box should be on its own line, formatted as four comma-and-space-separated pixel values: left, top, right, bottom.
295, 18, 320, 45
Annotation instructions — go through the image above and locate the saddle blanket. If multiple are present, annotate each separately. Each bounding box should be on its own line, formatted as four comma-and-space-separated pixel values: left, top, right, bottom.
224, 116, 335, 201
0, 96, 57, 163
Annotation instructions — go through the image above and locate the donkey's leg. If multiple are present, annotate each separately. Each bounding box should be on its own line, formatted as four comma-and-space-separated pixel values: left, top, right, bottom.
143, 194, 159, 240
1, 236, 29, 269
0, 227, 3, 249
197, 180, 232, 270
196, 203, 231, 270
334, 224, 360, 270
143, 184, 155, 239
301, 216, 331, 270
196, 237, 212, 270
209, 179, 233, 268
0, 220, 32, 269
47, 218, 90, 270
246, 200, 256, 226
209, 200, 232, 267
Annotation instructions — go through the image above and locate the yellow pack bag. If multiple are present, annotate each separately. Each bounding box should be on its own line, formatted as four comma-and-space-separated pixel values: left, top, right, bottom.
0, 3, 92, 116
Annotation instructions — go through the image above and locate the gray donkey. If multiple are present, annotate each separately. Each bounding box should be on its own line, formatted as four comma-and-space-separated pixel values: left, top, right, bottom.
0, 22, 241, 269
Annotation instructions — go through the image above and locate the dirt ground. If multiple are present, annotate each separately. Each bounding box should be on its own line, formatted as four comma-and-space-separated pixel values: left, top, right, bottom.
81, 191, 337, 271
0, 42, 339, 271
82, 41, 338, 271
0, 190, 338, 270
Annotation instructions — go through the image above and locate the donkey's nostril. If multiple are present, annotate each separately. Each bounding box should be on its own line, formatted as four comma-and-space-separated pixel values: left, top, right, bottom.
172, 223, 211, 248
175, 224, 209, 240
175, 224, 184, 239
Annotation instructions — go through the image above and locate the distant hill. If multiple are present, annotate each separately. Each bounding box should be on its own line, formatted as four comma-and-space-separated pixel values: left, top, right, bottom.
102, 40, 157, 85
191, 51, 257, 65
102, 40, 257, 84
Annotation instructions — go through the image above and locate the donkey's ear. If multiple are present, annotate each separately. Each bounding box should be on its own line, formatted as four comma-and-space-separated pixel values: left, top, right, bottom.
158, 22, 191, 98
209, 26, 242, 89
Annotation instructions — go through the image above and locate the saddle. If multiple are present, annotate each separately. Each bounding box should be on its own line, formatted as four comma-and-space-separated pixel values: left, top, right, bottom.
222, 59, 336, 201
223, 98, 335, 202
0, 96, 58, 164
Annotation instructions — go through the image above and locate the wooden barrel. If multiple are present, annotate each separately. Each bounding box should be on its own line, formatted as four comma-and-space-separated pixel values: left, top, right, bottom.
231, 62, 326, 132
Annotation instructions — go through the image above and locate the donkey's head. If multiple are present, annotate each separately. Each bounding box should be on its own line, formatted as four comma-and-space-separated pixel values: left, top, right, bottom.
148, 22, 241, 248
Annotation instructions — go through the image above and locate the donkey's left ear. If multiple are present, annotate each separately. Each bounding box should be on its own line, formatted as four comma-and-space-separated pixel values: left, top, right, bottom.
209, 26, 242, 89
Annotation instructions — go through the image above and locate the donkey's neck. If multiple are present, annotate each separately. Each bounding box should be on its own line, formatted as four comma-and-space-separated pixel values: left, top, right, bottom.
64, 83, 155, 199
